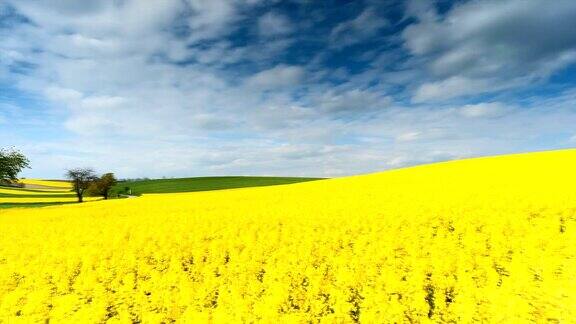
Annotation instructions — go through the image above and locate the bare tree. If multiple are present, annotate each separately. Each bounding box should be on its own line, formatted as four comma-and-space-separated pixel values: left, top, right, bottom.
66, 168, 97, 202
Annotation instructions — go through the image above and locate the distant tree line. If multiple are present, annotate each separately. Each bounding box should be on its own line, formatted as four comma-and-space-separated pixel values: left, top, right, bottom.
120, 177, 150, 182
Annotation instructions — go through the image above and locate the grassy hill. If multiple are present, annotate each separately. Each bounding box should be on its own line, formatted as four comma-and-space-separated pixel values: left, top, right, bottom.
111, 176, 323, 196
0, 176, 322, 208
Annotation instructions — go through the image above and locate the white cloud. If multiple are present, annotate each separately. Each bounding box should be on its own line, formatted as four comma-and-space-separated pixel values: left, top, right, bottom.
185, 0, 240, 42
5, 0, 255, 54
396, 131, 421, 142
413, 77, 495, 102
258, 12, 293, 37
44, 87, 83, 103
9, 87, 576, 179
315, 89, 392, 115
330, 7, 388, 48
246, 65, 305, 89
79, 96, 127, 110
404, 0, 576, 101
7, 0, 181, 37
394, 128, 451, 143
2, 1, 576, 180
459, 102, 510, 119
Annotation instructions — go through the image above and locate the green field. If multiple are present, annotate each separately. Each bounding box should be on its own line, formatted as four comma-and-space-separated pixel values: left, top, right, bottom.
111, 176, 324, 196
0, 176, 323, 208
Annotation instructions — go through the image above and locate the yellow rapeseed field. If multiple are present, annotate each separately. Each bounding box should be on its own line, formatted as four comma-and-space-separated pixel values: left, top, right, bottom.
18, 179, 72, 189
0, 188, 54, 195
1, 149, 575, 322
0, 181, 99, 205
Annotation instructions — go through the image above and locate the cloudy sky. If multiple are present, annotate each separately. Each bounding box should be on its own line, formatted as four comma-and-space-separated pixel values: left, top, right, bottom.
1, 0, 576, 178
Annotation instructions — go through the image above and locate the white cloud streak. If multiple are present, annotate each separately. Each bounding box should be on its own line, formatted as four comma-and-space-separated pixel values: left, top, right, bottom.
404, 0, 576, 101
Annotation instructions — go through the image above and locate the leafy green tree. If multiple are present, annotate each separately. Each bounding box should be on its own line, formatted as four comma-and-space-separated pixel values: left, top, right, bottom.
66, 168, 97, 202
89, 173, 118, 200
0, 148, 30, 184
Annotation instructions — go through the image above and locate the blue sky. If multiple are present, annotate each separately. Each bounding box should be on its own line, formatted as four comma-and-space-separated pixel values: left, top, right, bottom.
1, 0, 576, 178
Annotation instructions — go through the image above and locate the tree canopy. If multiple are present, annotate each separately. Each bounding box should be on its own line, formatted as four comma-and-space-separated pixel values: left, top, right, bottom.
66, 168, 97, 202
0, 148, 30, 184
89, 173, 118, 200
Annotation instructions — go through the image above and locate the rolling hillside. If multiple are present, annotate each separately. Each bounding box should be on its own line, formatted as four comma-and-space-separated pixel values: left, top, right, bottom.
1, 149, 575, 322
112, 176, 323, 196
0, 177, 321, 208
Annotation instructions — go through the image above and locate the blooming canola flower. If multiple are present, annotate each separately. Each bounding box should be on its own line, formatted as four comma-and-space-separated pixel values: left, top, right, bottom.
0, 149, 575, 322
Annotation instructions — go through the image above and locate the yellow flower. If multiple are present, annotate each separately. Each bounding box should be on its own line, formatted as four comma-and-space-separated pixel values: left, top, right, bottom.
1, 149, 575, 322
